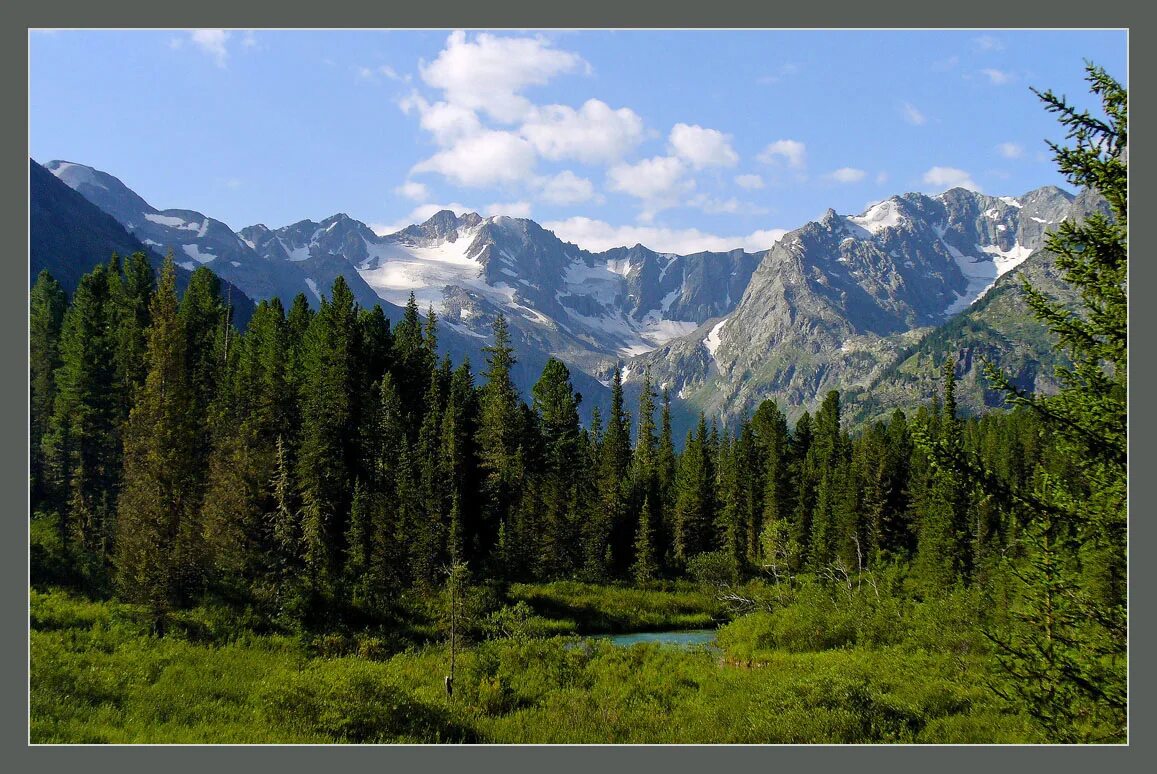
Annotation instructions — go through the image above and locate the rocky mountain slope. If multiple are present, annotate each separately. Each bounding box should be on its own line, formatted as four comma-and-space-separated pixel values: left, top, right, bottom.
43, 157, 1096, 432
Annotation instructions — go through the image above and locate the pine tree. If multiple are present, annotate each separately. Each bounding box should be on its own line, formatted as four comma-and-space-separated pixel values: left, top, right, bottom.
476, 314, 524, 572
631, 494, 658, 584
531, 358, 583, 578
599, 366, 632, 575
296, 276, 361, 606
115, 258, 201, 632
43, 264, 119, 569
30, 270, 68, 511
964, 65, 1128, 741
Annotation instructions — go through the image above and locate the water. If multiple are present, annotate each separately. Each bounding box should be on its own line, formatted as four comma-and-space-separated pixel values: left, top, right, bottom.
593, 629, 718, 649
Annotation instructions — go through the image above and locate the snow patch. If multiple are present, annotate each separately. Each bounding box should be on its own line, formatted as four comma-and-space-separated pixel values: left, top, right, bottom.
144, 213, 188, 228
181, 244, 216, 264
178, 261, 197, 271
230, 261, 241, 267
305, 278, 321, 301
848, 199, 903, 235
50, 161, 109, 190
999, 196, 1022, 208
703, 318, 728, 359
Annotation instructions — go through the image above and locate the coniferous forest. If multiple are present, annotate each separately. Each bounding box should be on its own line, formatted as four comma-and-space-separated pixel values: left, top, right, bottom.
29, 65, 1126, 744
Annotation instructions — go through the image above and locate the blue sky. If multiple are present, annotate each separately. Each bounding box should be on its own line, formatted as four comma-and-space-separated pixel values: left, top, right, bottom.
30, 29, 1126, 254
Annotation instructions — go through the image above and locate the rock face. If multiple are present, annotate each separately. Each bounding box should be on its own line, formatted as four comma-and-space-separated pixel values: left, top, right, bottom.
627, 186, 1091, 427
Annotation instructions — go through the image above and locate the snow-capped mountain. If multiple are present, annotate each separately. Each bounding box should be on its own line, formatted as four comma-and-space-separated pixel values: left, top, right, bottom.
243, 207, 762, 377
45, 157, 1091, 431
44, 160, 384, 312
626, 185, 1087, 424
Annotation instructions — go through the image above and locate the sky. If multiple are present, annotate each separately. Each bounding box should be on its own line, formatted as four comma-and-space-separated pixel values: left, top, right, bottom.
29, 29, 1127, 255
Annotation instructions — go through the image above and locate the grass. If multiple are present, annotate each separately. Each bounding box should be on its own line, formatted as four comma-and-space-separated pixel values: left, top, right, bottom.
30, 585, 1042, 744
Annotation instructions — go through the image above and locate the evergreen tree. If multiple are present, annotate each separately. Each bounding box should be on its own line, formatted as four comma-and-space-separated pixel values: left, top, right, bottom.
598, 366, 632, 575
531, 358, 583, 578
476, 314, 524, 572
43, 264, 119, 568
631, 494, 658, 584
30, 270, 68, 510
965, 65, 1128, 741
115, 258, 201, 631
296, 277, 361, 607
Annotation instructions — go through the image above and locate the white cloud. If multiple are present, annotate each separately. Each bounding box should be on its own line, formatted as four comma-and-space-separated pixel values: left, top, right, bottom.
190, 29, 230, 68
485, 201, 533, 218
734, 174, 765, 190
827, 167, 866, 184
875, 171, 889, 185
537, 171, 599, 205
399, 94, 484, 147
241, 31, 258, 49
981, 68, 1013, 85
396, 181, 431, 201
606, 156, 693, 221
901, 102, 926, 126
973, 35, 1004, 51
521, 99, 645, 164
543, 216, 788, 254
996, 142, 1024, 159
668, 123, 739, 169
922, 166, 983, 193
757, 139, 806, 169
411, 130, 537, 187
420, 30, 588, 123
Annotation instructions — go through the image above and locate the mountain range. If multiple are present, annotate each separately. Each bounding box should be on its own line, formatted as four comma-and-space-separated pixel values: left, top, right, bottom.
34, 158, 1099, 433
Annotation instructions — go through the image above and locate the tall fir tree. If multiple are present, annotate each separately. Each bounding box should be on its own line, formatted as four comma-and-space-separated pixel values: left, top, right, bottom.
30, 270, 68, 511
115, 257, 201, 631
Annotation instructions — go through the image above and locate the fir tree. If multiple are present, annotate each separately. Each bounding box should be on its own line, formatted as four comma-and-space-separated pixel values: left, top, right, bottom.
115, 258, 201, 632
30, 270, 68, 511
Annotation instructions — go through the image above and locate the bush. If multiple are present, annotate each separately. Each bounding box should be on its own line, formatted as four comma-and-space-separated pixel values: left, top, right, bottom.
260, 662, 473, 742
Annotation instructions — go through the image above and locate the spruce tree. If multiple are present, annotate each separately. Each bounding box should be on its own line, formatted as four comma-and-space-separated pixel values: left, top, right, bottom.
43, 264, 119, 568
115, 258, 201, 631
30, 270, 68, 511
962, 64, 1128, 741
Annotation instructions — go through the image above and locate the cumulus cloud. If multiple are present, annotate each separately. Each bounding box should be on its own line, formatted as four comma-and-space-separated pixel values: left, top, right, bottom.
827, 167, 866, 184
922, 166, 983, 193
996, 142, 1024, 159
521, 99, 645, 164
419, 30, 588, 123
901, 102, 926, 126
543, 216, 788, 254
411, 130, 537, 187
395, 181, 431, 201
758, 139, 806, 169
734, 174, 765, 190
668, 123, 739, 169
399, 94, 484, 147
189, 29, 230, 67
606, 156, 694, 221
981, 68, 1013, 85
536, 170, 599, 205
